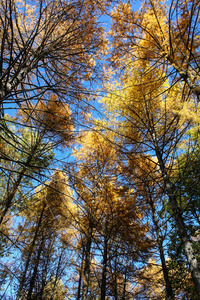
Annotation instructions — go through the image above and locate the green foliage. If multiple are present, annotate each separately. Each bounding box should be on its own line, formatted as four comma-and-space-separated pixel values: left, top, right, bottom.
0, 115, 55, 213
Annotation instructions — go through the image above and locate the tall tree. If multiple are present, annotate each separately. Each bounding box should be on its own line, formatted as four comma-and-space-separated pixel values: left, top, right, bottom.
106, 0, 200, 294
101, 57, 200, 295
164, 132, 200, 298
71, 130, 152, 299
15, 170, 75, 299
125, 157, 175, 299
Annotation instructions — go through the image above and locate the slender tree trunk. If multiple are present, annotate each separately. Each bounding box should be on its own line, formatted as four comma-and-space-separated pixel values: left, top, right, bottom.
77, 249, 84, 300
82, 220, 93, 300
101, 233, 108, 300
39, 238, 53, 299
122, 271, 127, 300
148, 194, 174, 299
50, 248, 64, 300
16, 204, 46, 300
27, 237, 44, 299
155, 144, 200, 297
114, 258, 118, 300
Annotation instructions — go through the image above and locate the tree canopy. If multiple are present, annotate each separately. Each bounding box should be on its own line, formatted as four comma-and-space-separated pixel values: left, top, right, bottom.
0, 0, 200, 299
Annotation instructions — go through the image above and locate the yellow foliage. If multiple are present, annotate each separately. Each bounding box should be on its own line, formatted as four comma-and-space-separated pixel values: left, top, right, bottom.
20, 170, 75, 230
133, 258, 165, 298
73, 128, 151, 251
46, 170, 74, 217
18, 94, 74, 147
110, 0, 200, 102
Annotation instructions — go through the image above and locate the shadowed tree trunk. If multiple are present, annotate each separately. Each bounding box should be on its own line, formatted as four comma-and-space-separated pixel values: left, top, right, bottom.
82, 220, 93, 300
16, 204, 46, 300
148, 190, 174, 299
101, 224, 108, 300
27, 238, 44, 299
122, 271, 127, 300
154, 137, 200, 297
77, 248, 84, 300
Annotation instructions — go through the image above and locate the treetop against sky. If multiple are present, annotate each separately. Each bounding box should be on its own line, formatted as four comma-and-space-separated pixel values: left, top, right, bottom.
0, 0, 200, 299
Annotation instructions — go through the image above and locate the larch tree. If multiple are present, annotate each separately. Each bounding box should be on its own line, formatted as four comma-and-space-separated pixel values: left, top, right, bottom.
123, 155, 175, 299
110, 0, 200, 101
106, 0, 200, 296
2, 0, 200, 297
0, 0, 111, 225
163, 132, 200, 298
0, 0, 107, 108
101, 57, 200, 296
15, 170, 75, 299
70, 129, 152, 299
0, 0, 115, 297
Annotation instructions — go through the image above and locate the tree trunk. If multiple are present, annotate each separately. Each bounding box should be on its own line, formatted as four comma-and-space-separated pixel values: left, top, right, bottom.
0, 165, 27, 225
122, 271, 127, 300
16, 204, 46, 300
113, 258, 118, 300
50, 249, 64, 300
27, 237, 44, 299
155, 144, 200, 297
148, 193, 174, 299
82, 220, 93, 300
101, 233, 108, 300
77, 248, 84, 300
39, 238, 53, 299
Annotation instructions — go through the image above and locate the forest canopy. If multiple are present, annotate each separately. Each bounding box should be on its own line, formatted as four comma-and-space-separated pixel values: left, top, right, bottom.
0, 0, 200, 299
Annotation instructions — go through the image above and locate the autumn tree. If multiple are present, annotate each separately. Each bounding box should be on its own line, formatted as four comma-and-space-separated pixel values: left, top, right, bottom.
0, 0, 116, 297
110, 0, 200, 102
15, 171, 75, 299
132, 258, 165, 299
101, 53, 200, 295
0, 0, 107, 110
0, 0, 112, 225
106, 0, 200, 296
163, 132, 200, 298
125, 157, 175, 299
69, 130, 152, 299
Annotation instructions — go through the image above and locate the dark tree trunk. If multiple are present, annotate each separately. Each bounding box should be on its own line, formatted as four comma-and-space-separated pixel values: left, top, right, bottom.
39, 238, 54, 299
49, 249, 64, 300
101, 234, 108, 300
148, 193, 174, 299
113, 258, 118, 300
82, 220, 93, 300
27, 237, 44, 299
122, 271, 127, 300
77, 249, 84, 300
16, 203, 46, 300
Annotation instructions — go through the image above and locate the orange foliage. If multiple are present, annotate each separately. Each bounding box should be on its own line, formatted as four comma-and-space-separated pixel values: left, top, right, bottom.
19, 94, 74, 147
